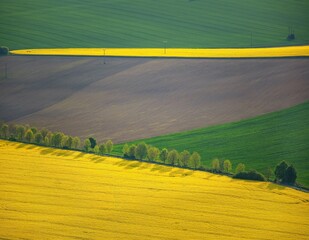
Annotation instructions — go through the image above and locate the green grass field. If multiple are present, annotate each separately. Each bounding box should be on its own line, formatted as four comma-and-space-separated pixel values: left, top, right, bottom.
1, 0, 308, 50
114, 102, 309, 187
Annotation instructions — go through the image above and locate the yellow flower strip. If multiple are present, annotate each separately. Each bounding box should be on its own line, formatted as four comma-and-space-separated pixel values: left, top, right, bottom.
10, 45, 309, 58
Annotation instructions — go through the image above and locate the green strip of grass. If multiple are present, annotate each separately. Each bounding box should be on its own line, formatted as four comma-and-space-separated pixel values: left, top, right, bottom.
114, 102, 309, 187
1, 0, 308, 49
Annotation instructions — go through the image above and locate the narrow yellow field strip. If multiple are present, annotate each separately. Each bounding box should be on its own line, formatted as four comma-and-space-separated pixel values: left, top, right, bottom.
0, 140, 308, 240
10, 45, 309, 58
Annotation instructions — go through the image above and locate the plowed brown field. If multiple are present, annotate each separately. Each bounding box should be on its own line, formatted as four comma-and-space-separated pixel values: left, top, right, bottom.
0, 56, 308, 142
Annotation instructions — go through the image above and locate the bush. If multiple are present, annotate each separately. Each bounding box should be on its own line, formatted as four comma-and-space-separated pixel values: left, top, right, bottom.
0, 46, 9, 55
233, 170, 266, 181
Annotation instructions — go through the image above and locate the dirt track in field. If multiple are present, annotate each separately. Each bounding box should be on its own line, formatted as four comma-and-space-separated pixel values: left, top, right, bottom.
0, 56, 308, 142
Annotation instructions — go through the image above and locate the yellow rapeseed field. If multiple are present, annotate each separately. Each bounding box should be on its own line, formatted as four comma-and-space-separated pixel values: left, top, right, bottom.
10, 45, 309, 58
0, 139, 308, 240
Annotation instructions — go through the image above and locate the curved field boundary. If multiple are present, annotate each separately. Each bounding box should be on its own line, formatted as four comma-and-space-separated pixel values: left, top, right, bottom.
10, 46, 309, 58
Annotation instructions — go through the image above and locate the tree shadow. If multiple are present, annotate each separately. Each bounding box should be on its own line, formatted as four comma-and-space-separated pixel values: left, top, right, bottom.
113, 159, 175, 174
74, 152, 86, 159
169, 168, 194, 177
26, 144, 38, 150
52, 150, 72, 157
40, 148, 77, 157
11, 142, 36, 150
114, 160, 131, 167
40, 148, 57, 155
124, 161, 143, 170
15, 143, 26, 149
89, 155, 105, 163
151, 164, 172, 174
266, 182, 286, 190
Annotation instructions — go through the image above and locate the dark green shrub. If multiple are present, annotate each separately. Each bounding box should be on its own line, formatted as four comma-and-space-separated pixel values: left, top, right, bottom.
88, 137, 97, 148
233, 170, 266, 181
0, 46, 9, 55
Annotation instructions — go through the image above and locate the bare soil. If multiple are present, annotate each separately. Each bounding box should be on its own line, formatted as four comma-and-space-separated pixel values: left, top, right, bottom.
0, 56, 308, 142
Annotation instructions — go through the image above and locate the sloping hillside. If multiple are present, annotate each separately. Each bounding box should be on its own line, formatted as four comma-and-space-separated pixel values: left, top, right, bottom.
1, 0, 308, 49
0, 56, 308, 142
0, 140, 308, 239
114, 102, 309, 187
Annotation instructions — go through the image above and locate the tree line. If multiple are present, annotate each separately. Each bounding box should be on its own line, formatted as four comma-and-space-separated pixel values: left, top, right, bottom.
0, 122, 81, 149
210, 158, 297, 185
83, 137, 114, 155
1, 121, 298, 185
121, 142, 202, 169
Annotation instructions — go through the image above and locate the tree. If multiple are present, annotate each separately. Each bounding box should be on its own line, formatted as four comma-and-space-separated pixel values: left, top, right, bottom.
24, 129, 34, 143
211, 159, 220, 172
160, 148, 168, 163
235, 163, 245, 174
128, 145, 137, 159
61, 135, 69, 148
105, 140, 113, 154
147, 146, 160, 162
223, 159, 232, 173
66, 136, 73, 149
122, 143, 129, 157
40, 128, 49, 138
179, 150, 191, 167
34, 132, 43, 144
189, 152, 201, 169
99, 144, 106, 155
30, 127, 38, 135
135, 142, 148, 160
46, 132, 53, 146
88, 137, 97, 148
167, 150, 179, 166
53, 132, 64, 148
0, 124, 9, 139
93, 145, 100, 154
84, 139, 91, 152
72, 137, 80, 149
16, 125, 26, 141
274, 161, 288, 182
283, 165, 297, 185
8, 124, 17, 140
43, 136, 50, 146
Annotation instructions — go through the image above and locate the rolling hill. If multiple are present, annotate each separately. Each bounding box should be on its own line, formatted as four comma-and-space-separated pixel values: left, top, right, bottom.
114, 102, 309, 187
0, 139, 308, 239
1, 0, 309, 49
1, 56, 308, 143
